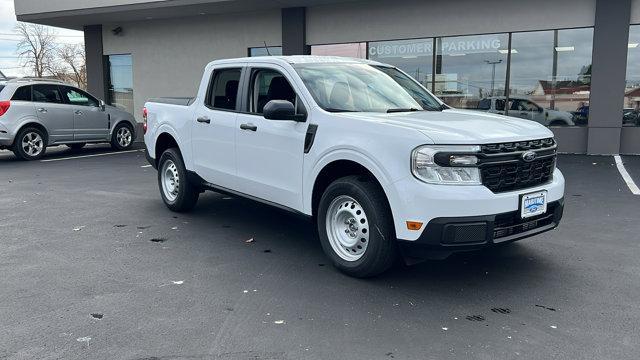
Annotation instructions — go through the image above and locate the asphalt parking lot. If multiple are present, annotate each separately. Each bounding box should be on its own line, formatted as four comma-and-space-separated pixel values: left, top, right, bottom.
1, 145, 639, 360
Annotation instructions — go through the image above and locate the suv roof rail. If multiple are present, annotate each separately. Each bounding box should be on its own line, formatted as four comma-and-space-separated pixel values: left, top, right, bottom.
8, 77, 68, 84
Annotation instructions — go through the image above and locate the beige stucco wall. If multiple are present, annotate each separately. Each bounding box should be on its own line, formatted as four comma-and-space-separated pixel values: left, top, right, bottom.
102, 10, 281, 121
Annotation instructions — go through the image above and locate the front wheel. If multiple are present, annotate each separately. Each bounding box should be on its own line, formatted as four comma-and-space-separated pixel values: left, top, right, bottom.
157, 148, 199, 212
13, 127, 47, 161
111, 123, 134, 150
317, 176, 397, 277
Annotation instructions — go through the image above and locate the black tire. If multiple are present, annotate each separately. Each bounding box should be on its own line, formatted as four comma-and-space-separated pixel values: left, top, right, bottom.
549, 120, 567, 127
66, 143, 86, 150
316, 175, 397, 278
157, 148, 199, 212
12, 127, 47, 161
111, 122, 134, 150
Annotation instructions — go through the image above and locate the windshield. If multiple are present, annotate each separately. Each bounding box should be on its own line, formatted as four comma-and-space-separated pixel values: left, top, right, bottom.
294, 63, 442, 113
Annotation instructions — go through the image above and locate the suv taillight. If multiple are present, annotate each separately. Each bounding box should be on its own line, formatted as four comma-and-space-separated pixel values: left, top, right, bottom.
0, 101, 10, 117
142, 107, 148, 134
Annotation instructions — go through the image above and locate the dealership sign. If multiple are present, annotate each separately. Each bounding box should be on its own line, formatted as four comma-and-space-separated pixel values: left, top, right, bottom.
369, 38, 503, 58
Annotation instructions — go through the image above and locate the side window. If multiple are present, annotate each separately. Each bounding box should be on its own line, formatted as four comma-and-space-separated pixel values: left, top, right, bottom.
32, 85, 63, 104
495, 99, 505, 111
12, 86, 32, 101
249, 69, 304, 115
61, 87, 99, 107
206, 68, 241, 111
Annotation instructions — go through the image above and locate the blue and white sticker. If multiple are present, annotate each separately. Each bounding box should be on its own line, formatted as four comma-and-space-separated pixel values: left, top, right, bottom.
521, 191, 547, 218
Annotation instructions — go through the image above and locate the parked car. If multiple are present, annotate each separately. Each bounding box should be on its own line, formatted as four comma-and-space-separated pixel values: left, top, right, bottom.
0, 78, 136, 160
477, 96, 575, 126
144, 56, 565, 277
623, 108, 640, 126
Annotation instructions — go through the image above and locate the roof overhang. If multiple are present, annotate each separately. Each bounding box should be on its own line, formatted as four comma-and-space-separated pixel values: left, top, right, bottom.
15, 0, 357, 30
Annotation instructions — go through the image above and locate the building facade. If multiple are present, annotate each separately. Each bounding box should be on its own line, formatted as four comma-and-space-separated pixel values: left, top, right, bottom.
14, 0, 640, 154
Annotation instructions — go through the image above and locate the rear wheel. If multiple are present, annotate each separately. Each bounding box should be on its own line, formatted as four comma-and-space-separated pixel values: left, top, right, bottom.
317, 175, 397, 277
13, 127, 46, 161
157, 148, 199, 212
111, 123, 134, 150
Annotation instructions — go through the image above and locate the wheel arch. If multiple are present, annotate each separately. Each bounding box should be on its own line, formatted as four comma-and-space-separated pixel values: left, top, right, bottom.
15, 121, 49, 145
154, 132, 180, 167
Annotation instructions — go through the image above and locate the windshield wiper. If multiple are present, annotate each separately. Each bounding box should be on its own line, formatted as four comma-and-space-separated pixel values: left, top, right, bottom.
387, 108, 422, 113
325, 108, 356, 113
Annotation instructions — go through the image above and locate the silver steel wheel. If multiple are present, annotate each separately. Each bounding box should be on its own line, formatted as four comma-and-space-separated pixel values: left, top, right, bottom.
116, 126, 132, 148
21, 132, 44, 157
325, 195, 370, 262
161, 160, 180, 202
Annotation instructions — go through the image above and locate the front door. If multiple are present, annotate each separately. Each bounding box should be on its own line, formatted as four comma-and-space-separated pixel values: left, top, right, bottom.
61, 86, 109, 141
234, 66, 308, 210
191, 66, 243, 190
31, 84, 74, 144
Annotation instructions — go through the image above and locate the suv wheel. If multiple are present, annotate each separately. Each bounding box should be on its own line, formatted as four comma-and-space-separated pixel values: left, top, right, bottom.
111, 123, 134, 150
317, 175, 397, 277
13, 127, 46, 161
158, 148, 199, 212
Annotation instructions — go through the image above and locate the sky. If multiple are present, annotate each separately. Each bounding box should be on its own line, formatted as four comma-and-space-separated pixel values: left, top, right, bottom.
0, 0, 84, 77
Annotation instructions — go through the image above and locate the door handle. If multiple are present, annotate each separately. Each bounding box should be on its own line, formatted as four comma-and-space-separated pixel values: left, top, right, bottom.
196, 116, 211, 124
75, 110, 83, 115
37, 108, 47, 113
240, 123, 257, 131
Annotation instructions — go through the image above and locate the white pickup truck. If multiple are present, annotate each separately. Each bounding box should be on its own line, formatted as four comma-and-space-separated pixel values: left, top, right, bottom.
144, 56, 565, 277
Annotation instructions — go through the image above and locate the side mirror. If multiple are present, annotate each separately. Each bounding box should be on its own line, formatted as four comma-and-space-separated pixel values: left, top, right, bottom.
263, 100, 306, 122
99, 100, 106, 111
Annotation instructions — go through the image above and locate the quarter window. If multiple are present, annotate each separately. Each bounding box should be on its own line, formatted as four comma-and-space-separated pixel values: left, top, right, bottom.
12, 86, 32, 101
207, 68, 242, 111
32, 85, 63, 104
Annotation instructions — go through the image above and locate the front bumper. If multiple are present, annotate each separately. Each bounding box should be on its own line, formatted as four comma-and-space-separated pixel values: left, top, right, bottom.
398, 198, 564, 260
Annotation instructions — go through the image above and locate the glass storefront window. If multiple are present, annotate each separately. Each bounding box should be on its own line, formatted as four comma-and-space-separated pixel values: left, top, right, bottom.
107, 54, 134, 115
434, 34, 509, 109
624, 25, 640, 127
249, 46, 283, 57
311, 43, 367, 58
368, 38, 433, 90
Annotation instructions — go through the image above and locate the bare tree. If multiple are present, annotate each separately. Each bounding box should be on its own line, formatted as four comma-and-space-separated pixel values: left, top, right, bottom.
15, 22, 58, 77
56, 44, 87, 89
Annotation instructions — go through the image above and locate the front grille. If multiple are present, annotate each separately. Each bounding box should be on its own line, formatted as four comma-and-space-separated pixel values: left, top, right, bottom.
479, 138, 556, 193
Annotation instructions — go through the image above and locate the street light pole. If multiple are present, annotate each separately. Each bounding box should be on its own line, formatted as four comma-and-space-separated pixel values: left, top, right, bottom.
485, 59, 503, 96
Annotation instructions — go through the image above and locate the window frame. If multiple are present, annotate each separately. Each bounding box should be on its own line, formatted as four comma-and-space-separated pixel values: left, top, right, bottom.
204, 67, 244, 112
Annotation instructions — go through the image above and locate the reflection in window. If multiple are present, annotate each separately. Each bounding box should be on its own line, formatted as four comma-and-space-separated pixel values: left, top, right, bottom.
510, 29, 592, 127
108, 54, 134, 115
311, 43, 367, 58
368, 38, 433, 90
434, 34, 509, 110
625, 25, 640, 127
249, 46, 283, 57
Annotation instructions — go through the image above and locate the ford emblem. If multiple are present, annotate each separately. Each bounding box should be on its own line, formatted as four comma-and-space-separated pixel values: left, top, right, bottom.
522, 151, 537, 162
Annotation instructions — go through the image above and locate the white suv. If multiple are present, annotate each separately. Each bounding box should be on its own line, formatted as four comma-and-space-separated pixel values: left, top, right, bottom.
144, 56, 565, 277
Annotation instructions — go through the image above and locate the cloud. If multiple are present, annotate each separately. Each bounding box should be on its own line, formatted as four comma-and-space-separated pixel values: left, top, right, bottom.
0, 0, 83, 76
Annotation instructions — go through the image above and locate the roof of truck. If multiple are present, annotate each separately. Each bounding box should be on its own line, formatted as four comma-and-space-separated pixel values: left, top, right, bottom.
209, 55, 387, 67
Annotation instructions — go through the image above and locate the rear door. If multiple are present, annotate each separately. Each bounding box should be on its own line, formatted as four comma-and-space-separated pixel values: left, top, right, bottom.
32, 84, 74, 143
191, 66, 243, 189
60, 86, 109, 141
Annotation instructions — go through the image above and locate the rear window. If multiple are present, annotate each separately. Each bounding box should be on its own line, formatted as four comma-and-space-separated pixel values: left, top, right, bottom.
0, 85, 5, 93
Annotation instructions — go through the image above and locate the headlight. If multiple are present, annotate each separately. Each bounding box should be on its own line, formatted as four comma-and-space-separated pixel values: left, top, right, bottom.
411, 145, 482, 185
